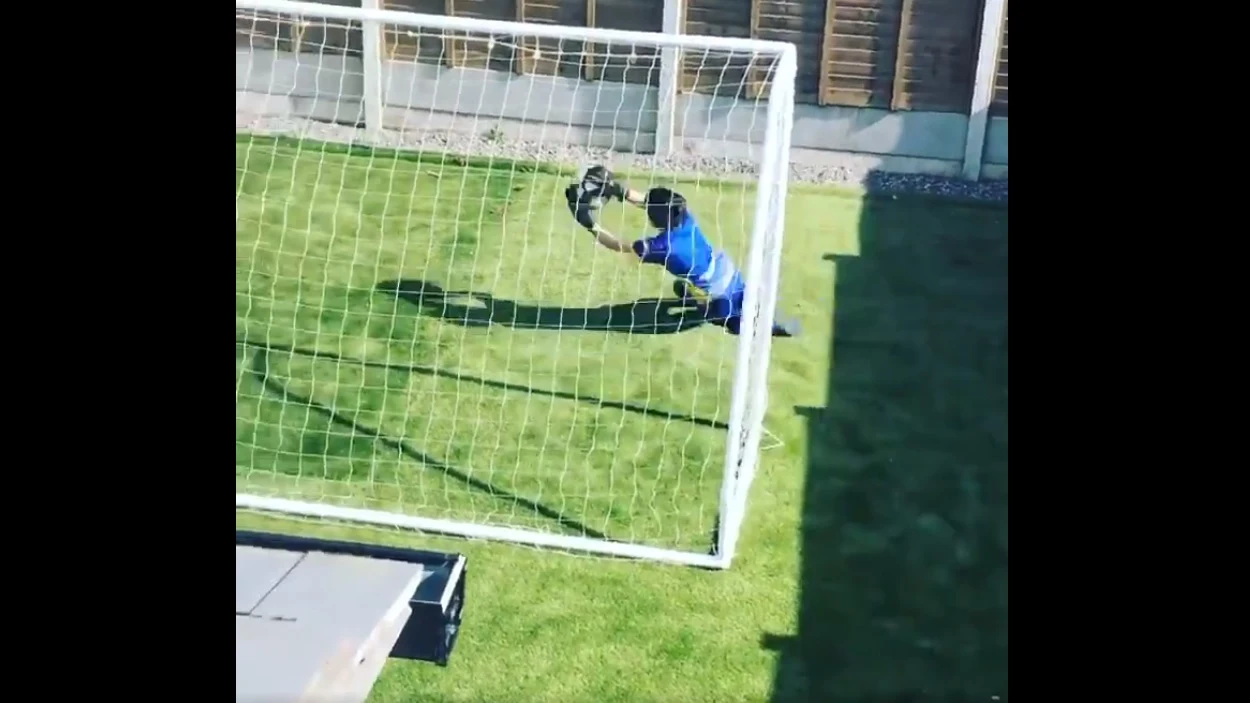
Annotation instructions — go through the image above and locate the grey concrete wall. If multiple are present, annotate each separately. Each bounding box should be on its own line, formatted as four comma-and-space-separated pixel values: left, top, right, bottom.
383, 61, 660, 153
236, 49, 366, 125
983, 117, 1008, 179
236, 48, 1008, 179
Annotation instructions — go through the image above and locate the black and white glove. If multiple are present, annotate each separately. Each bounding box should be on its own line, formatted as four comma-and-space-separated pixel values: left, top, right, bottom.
565, 166, 624, 232
564, 183, 598, 232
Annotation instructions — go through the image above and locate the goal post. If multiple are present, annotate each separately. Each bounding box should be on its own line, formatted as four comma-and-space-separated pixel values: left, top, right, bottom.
235, 0, 797, 569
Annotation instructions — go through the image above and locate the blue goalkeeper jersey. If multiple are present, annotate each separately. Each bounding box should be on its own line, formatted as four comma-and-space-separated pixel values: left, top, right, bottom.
631, 213, 746, 302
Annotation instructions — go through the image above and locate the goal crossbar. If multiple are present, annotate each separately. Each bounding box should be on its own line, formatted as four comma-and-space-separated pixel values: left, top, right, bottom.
237, 0, 797, 55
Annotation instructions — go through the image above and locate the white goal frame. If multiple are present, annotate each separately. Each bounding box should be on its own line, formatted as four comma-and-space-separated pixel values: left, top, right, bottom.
235, 0, 797, 569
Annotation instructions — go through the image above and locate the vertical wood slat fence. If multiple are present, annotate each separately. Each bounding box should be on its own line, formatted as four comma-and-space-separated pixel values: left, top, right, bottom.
378, 0, 1008, 114
237, 0, 1009, 116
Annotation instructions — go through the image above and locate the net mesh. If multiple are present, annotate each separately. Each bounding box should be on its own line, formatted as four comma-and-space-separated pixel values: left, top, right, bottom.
235, 5, 785, 556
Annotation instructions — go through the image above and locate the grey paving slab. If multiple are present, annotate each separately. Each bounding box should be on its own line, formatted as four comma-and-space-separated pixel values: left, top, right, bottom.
249, 551, 427, 642
236, 615, 332, 700
235, 546, 303, 614
235, 547, 428, 703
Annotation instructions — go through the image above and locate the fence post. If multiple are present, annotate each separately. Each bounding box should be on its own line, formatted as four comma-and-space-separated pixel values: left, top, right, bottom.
655, 0, 685, 156
961, 0, 1006, 180
361, 0, 385, 137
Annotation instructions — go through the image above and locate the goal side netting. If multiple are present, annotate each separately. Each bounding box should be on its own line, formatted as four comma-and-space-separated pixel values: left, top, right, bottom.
235, 0, 796, 569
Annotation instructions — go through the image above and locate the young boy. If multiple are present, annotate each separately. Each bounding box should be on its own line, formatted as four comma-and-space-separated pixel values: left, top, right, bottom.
565, 165, 800, 337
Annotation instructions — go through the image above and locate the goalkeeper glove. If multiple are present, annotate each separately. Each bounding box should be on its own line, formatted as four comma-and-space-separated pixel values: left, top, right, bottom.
565, 183, 600, 232
566, 166, 626, 233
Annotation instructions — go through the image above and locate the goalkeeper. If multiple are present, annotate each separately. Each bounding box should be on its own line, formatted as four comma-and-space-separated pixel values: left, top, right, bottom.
565, 166, 800, 337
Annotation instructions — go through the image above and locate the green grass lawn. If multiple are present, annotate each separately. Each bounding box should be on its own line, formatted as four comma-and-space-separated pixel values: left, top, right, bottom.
236, 134, 1008, 702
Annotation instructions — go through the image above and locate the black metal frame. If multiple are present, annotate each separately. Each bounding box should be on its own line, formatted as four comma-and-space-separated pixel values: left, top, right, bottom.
236, 529, 461, 569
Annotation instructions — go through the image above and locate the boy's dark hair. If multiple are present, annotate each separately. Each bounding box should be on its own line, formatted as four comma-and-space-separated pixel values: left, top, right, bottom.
644, 187, 688, 231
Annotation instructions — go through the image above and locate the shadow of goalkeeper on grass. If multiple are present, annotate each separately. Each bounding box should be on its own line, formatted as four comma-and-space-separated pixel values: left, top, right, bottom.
379, 279, 707, 335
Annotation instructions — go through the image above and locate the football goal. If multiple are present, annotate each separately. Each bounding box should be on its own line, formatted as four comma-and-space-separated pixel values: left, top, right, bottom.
235, 0, 796, 569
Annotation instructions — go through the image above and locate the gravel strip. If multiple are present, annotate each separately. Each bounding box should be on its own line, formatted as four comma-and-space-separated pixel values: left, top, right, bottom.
238, 115, 1008, 203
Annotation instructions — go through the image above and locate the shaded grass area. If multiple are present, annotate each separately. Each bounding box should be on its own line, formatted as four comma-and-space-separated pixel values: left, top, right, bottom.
774, 197, 1008, 701
235, 134, 1007, 702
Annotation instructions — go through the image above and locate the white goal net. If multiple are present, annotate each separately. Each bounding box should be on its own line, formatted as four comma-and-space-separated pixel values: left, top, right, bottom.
235, 0, 796, 568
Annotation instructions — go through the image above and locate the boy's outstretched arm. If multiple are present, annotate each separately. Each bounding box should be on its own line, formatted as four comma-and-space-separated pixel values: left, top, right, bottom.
590, 225, 635, 254
592, 181, 650, 252
564, 182, 637, 255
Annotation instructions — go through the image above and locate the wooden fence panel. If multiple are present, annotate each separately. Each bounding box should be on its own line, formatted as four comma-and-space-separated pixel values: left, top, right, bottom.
518, 0, 589, 79
891, 0, 980, 111
382, 0, 454, 65
754, 0, 827, 103
594, 0, 664, 85
682, 0, 754, 97
238, 0, 362, 57
370, 0, 998, 114
441, 0, 516, 71
822, 0, 902, 107
681, 0, 825, 103
990, 1, 1007, 116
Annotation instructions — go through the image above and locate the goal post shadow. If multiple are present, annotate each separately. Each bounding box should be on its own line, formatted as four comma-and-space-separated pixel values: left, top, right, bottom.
243, 346, 608, 540
236, 338, 729, 432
